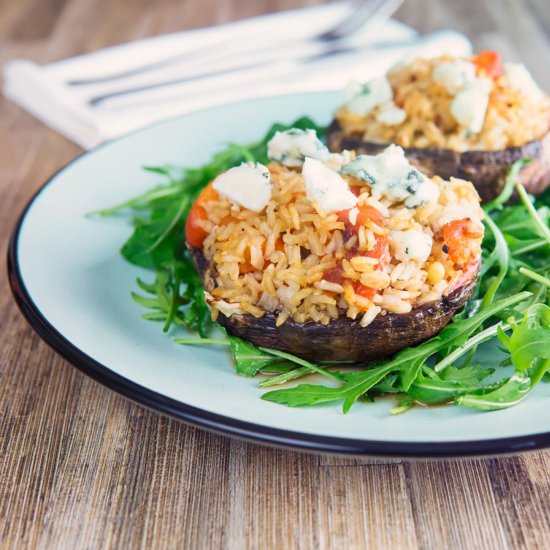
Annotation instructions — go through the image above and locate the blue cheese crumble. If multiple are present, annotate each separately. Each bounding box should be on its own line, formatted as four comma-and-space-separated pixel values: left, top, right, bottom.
376, 102, 407, 126
267, 129, 329, 167
391, 229, 433, 263
212, 162, 272, 212
302, 157, 357, 213
344, 77, 393, 116
451, 77, 491, 134
432, 59, 491, 134
340, 145, 439, 207
433, 60, 477, 94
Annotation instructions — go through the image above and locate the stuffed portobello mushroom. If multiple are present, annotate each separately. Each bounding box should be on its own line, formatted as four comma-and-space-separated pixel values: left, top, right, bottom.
327, 51, 550, 202
186, 130, 484, 362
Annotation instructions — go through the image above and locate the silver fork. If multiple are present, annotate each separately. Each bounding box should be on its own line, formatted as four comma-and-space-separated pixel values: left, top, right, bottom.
69, 0, 404, 86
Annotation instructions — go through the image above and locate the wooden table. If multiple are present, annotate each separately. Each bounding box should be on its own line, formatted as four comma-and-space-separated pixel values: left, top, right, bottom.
2, 0, 550, 547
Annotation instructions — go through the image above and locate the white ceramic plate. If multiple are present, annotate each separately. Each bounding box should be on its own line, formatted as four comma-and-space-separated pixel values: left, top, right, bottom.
9, 92, 550, 457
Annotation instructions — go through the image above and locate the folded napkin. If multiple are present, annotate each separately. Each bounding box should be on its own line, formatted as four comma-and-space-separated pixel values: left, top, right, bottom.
3, 3, 471, 150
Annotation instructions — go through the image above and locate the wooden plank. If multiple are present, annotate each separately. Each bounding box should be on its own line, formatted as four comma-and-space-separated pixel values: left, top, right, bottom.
485, 454, 550, 548
404, 460, 509, 549
318, 464, 418, 549
5, 0, 71, 41
224, 441, 320, 549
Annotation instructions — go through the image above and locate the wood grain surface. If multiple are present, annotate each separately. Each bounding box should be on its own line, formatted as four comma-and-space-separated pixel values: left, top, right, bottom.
2, 0, 550, 548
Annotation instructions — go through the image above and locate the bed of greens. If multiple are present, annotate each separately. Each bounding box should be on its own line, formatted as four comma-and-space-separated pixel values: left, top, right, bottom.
93, 118, 550, 414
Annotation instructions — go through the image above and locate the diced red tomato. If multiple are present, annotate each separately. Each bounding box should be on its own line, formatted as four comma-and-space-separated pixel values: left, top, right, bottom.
185, 204, 209, 248
220, 215, 237, 225
338, 209, 351, 224
239, 248, 254, 274
365, 234, 389, 263
336, 204, 390, 273
185, 182, 218, 248
473, 50, 504, 78
442, 218, 483, 267
394, 97, 405, 108
239, 262, 256, 274
338, 204, 384, 229
354, 282, 376, 300
358, 205, 384, 228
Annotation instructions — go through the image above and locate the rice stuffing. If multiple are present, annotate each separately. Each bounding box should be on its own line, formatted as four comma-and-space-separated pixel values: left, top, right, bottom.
334, 51, 550, 152
186, 129, 484, 327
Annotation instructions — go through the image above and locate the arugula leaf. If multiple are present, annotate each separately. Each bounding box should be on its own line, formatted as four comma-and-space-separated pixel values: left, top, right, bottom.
480, 216, 509, 309
483, 159, 530, 213
457, 304, 550, 411
227, 336, 286, 377
175, 333, 289, 377
390, 395, 415, 415
433, 322, 506, 373
440, 364, 496, 384
498, 303, 550, 378
259, 366, 311, 388
529, 358, 550, 388
262, 362, 398, 408
259, 363, 300, 374
515, 182, 550, 245
371, 373, 400, 393
262, 382, 351, 407
406, 364, 497, 406
259, 347, 345, 382
518, 268, 550, 289
456, 373, 532, 410
505, 235, 548, 256
408, 373, 499, 406
428, 293, 529, 351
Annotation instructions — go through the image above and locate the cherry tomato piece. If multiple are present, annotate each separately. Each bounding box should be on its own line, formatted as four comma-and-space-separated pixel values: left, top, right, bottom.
338, 205, 384, 229
185, 182, 218, 248
354, 282, 376, 300
442, 218, 483, 267
473, 50, 504, 78
185, 204, 209, 248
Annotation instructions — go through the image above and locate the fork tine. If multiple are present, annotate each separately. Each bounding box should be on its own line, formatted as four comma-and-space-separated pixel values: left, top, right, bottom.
317, 0, 404, 42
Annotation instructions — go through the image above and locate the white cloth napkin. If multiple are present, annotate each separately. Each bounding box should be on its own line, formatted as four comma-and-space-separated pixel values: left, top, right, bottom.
3, 3, 471, 150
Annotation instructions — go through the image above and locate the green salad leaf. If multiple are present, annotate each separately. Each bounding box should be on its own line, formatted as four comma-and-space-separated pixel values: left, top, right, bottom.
441, 364, 496, 384
499, 304, 550, 380
407, 372, 498, 406
455, 373, 532, 411
263, 362, 399, 408
227, 336, 284, 377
